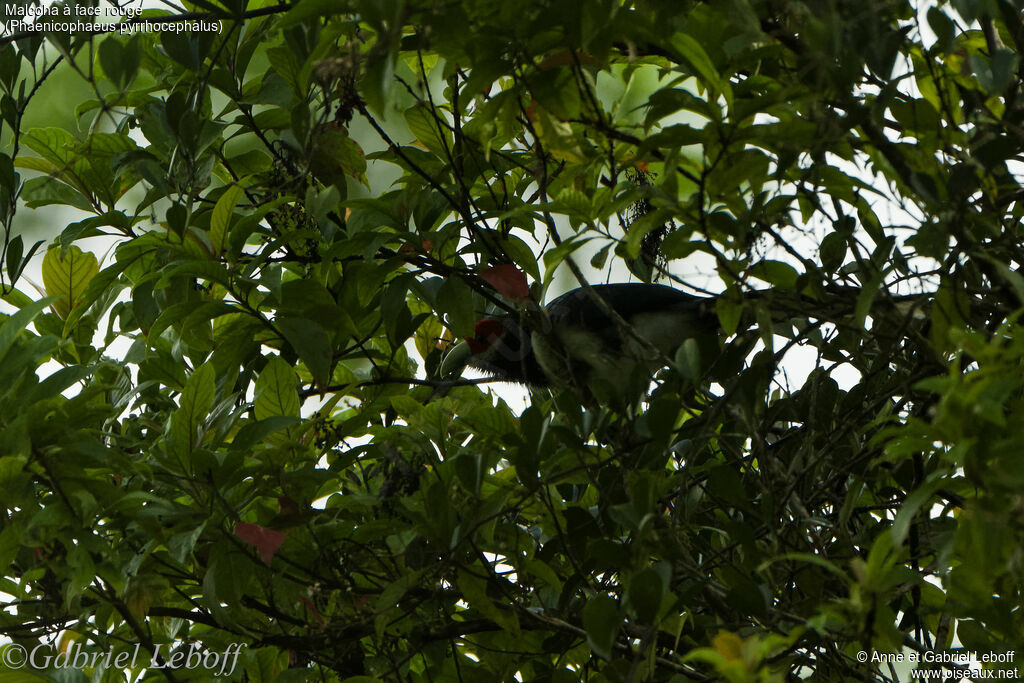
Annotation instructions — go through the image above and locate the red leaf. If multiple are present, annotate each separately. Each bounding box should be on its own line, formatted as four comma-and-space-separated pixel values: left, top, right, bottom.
298, 595, 327, 627
399, 238, 433, 256
235, 522, 287, 565
480, 264, 529, 300
525, 99, 537, 121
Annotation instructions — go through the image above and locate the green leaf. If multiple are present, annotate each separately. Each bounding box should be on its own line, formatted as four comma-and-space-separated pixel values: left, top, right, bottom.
20, 176, 93, 212
582, 595, 620, 660
0, 525, 25, 576
670, 34, 732, 107
277, 0, 344, 27
541, 236, 594, 277
749, 259, 799, 290
311, 124, 367, 187
554, 187, 593, 222
674, 337, 701, 380
854, 272, 884, 330
501, 234, 541, 282
276, 317, 333, 388
169, 362, 217, 462
819, 232, 847, 272
65, 544, 96, 607
161, 30, 214, 73
456, 570, 520, 635
25, 365, 90, 403
231, 416, 300, 451
404, 105, 451, 154
758, 552, 849, 581
361, 50, 396, 115
211, 183, 245, 255
624, 566, 667, 624
202, 544, 248, 612
888, 98, 941, 137
41, 245, 100, 319
3, 304, 51, 369
891, 476, 944, 546
20, 127, 76, 168
255, 356, 301, 419
99, 37, 129, 89
436, 278, 475, 337
715, 295, 744, 336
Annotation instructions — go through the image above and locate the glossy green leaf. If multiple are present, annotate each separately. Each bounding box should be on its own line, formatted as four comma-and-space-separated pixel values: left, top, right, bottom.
41, 245, 99, 319
255, 356, 301, 419
582, 595, 620, 660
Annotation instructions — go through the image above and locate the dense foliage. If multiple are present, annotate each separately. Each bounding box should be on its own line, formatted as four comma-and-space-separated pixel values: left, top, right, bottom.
0, 0, 1022, 680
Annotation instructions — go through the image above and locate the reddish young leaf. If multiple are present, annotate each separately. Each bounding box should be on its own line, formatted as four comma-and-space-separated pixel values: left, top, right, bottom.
235, 522, 287, 565
480, 264, 530, 300
298, 595, 327, 627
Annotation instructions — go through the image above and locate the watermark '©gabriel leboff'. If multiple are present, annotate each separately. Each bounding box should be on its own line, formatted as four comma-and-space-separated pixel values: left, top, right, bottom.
3, 641, 244, 677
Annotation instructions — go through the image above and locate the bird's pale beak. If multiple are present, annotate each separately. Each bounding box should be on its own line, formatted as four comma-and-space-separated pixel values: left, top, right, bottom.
440, 341, 473, 378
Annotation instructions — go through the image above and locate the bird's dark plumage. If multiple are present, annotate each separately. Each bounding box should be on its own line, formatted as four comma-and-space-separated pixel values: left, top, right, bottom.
462, 315, 549, 386
446, 283, 719, 397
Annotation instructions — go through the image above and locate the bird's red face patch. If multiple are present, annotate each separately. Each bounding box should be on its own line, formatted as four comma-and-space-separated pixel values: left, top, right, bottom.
466, 319, 504, 354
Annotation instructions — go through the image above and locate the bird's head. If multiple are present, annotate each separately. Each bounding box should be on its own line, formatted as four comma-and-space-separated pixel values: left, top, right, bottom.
440, 315, 549, 386
464, 318, 505, 355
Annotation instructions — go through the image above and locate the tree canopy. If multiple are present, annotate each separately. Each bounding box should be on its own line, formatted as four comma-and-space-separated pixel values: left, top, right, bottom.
0, 0, 1022, 680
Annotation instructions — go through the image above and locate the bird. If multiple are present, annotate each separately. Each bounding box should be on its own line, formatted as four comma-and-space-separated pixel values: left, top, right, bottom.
440, 283, 720, 402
